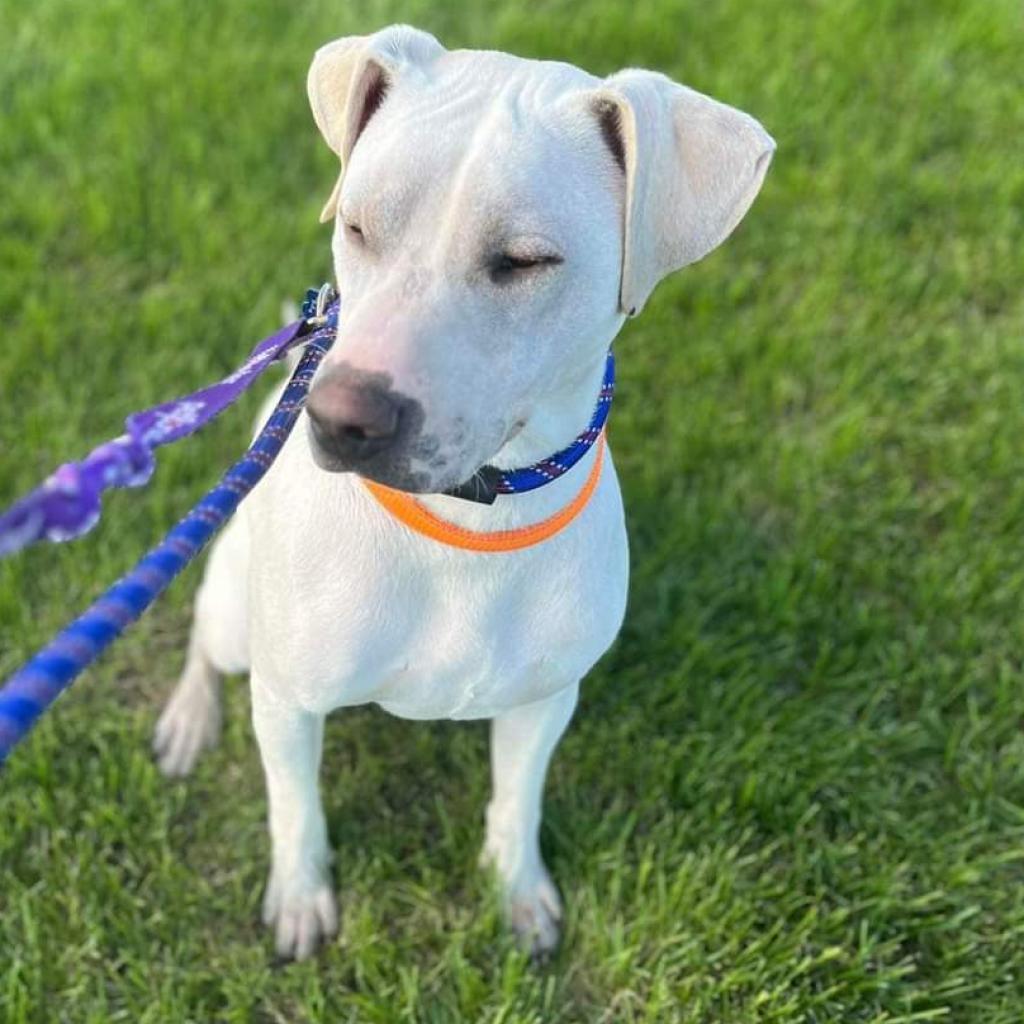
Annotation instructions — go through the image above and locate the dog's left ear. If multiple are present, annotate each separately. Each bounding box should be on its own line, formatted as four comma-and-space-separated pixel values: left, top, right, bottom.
591, 70, 775, 316
308, 25, 446, 223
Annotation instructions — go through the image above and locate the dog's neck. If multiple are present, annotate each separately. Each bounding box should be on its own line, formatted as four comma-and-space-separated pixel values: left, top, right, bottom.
416, 351, 610, 531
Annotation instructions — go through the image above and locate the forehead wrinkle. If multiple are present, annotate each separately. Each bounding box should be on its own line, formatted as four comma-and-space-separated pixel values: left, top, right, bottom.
343, 69, 505, 247
451, 129, 592, 255
347, 64, 605, 267
425, 96, 518, 267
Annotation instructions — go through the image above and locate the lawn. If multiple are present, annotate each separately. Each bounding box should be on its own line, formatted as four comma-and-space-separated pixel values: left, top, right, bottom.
2, 0, 1023, 1020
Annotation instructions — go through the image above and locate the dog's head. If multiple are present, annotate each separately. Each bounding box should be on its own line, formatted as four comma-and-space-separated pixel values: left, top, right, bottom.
304, 25, 774, 493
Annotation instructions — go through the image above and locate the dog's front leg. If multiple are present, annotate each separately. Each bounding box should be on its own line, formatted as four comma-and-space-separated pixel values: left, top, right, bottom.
251, 678, 338, 960
481, 682, 579, 955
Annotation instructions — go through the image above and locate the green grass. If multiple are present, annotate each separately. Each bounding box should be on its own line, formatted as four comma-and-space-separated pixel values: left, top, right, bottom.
2, 0, 1023, 1019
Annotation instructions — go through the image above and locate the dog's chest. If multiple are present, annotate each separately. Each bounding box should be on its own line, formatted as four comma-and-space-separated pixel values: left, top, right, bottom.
245, 441, 628, 720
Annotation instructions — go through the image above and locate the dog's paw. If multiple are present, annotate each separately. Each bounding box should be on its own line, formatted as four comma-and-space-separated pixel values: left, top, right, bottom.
152, 680, 221, 777
505, 870, 563, 957
262, 868, 339, 961
481, 846, 563, 957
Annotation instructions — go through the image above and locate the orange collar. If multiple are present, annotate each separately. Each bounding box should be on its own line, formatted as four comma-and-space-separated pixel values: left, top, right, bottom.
361, 435, 605, 553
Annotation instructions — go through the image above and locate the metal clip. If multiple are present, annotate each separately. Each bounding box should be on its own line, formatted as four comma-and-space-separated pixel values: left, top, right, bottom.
304, 282, 337, 329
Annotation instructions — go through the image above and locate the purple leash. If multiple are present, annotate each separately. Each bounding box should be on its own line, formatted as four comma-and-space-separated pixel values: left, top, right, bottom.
0, 289, 335, 558
0, 289, 338, 765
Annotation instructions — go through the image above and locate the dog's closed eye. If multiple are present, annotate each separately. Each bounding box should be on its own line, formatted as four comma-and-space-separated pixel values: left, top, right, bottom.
487, 251, 563, 285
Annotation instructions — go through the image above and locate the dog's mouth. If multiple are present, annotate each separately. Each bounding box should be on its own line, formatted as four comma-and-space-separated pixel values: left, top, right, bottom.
432, 420, 527, 502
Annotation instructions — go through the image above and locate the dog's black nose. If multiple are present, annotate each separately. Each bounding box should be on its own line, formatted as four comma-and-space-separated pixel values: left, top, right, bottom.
307, 369, 401, 461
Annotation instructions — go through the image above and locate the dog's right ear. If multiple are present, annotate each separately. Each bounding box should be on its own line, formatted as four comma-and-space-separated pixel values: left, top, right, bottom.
308, 25, 446, 223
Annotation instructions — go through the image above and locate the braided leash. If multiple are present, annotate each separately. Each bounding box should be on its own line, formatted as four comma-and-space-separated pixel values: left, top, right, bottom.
0, 305, 337, 765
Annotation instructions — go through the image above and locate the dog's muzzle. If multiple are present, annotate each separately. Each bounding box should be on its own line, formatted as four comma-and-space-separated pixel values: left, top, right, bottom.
305, 364, 431, 490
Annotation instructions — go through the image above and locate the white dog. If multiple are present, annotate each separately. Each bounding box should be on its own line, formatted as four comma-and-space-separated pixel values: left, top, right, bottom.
153, 24, 774, 960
